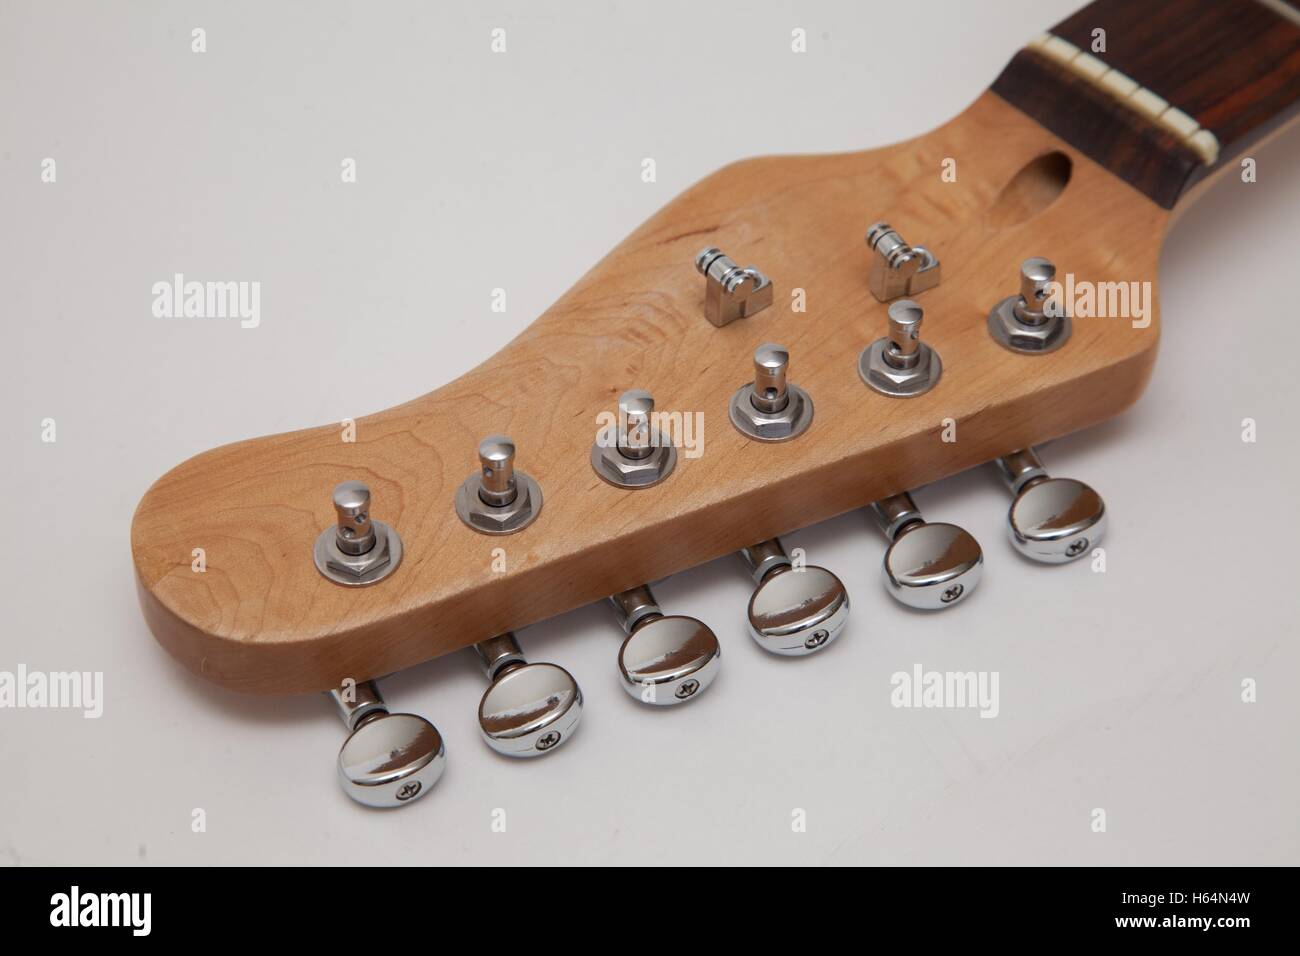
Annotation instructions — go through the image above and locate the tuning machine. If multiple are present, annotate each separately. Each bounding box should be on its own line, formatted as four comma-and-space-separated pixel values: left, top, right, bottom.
330, 679, 445, 808
591, 389, 678, 488
729, 343, 815, 442
871, 493, 982, 609
860, 299, 942, 398
455, 435, 543, 534
473, 633, 583, 756
314, 481, 404, 586
738, 538, 850, 654
608, 584, 721, 704
988, 257, 1071, 353
996, 447, 1105, 562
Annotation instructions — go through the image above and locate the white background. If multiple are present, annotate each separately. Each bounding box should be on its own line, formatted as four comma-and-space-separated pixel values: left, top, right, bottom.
2, 0, 1298, 865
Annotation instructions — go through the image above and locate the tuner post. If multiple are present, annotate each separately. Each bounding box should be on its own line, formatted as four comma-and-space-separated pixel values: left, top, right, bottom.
591, 388, 678, 488
314, 480, 403, 586
859, 299, 942, 397
477, 435, 518, 507
987, 256, 1072, 353
455, 434, 543, 534
332, 480, 376, 555
729, 343, 815, 442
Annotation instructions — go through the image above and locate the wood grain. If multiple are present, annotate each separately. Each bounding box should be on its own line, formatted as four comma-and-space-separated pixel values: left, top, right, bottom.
132, 90, 1170, 694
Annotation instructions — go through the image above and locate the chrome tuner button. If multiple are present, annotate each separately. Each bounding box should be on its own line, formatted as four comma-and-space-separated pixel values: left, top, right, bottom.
695, 246, 773, 327
608, 585, 721, 704
987, 257, 1071, 353
314, 481, 404, 586
859, 299, 942, 398
474, 633, 583, 756
996, 447, 1106, 563
739, 538, 850, 655
590, 389, 678, 488
330, 680, 445, 808
455, 434, 543, 535
872, 493, 983, 610
865, 222, 940, 302
729, 343, 815, 442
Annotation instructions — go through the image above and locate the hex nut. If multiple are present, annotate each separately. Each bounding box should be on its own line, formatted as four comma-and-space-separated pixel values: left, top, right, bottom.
455, 473, 543, 535
728, 383, 814, 442
314, 520, 403, 587
590, 441, 677, 489
987, 296, 1071, 354
859, 338, 942, 397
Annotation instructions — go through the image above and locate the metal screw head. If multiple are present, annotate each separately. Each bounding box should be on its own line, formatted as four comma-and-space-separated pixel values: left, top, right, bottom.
1008, 477, 1106, 563
337, 712, 445, 808
618, 615, 721, 705
747, 565, 850, 655
882, 522, 983, 610
804, 629, 830, 649
478, 662, 583, 757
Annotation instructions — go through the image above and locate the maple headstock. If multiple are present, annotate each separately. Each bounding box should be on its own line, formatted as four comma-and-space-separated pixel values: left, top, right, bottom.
131, 86, 1170, 694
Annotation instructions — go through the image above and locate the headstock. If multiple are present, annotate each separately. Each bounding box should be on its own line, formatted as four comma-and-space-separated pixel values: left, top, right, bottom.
131, 0, 1300, 724
130, 87, 1161, 694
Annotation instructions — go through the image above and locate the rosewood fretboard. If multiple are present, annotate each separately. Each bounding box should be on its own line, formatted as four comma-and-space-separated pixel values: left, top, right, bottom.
992, 0, 1300, 207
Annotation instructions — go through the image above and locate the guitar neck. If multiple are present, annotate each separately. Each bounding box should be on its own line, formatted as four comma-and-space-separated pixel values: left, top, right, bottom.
992, 0, 1300, 208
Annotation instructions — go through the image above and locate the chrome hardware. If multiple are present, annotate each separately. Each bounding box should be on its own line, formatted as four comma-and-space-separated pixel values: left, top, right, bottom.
859, 299, 943, 397
996, 447, 1106, 562
608, 584, 721, 705
330, 679, 445, 808
871, 493, 982, 609
866, 222, 941, 302
987, 257, 1071, 353
314, 481, 404, 586
590, 389, 678, 488
739, 538, 850, 655
455, 435, 543, 535
695, 246, 773, 327
729, 343, 815, 442
474, 632, 583, 757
